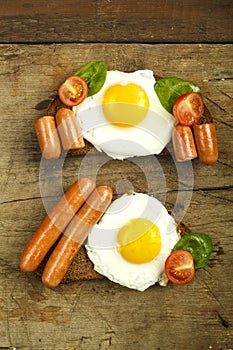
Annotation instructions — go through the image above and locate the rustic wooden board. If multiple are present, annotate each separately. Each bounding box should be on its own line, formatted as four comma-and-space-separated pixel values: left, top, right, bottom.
0, 43, 233, 349
0, 0, 233, 43
1, 192, 233, 350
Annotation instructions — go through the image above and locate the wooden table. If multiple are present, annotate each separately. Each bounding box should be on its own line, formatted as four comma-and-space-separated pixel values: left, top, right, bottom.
0, 1, 233, 349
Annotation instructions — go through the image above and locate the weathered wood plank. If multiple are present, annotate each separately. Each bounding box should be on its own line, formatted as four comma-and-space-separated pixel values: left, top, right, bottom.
0, 0, 232, 43
0, 43, 232, 203
0, 43, 233, 349
1, 190, 232, 349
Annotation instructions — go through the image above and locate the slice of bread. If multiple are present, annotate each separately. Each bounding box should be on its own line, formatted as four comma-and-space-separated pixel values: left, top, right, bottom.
34, 221, 191, 284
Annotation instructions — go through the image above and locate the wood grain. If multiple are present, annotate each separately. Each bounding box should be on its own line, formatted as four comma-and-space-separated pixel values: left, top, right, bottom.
0, 0, 233, 43
0, 43, 233, 349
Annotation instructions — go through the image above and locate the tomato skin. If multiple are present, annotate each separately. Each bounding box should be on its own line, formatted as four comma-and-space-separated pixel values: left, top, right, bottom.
173, 92, 204, 126
58, 76, 88, 107
165, 250, 195, 285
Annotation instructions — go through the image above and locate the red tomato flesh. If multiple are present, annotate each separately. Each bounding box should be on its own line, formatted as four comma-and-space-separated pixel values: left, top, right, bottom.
58, 75, 88, 107
165, 250, 195, 285
173, 92, 204, 126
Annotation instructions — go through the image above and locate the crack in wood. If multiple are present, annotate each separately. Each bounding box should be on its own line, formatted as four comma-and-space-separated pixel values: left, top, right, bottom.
217, 159, 233, 168
202, 279, 227, 313
204, 77, 233, 82
217, 88, 233, 101
215, 310, 230, 328
1, 186, 232, 206
168, 185, 233, 193
201, 191, 233, 204
99, 336, 112, 349
0, 195, 59, 205
204, 95, 232, 116
217, 120, 233, 129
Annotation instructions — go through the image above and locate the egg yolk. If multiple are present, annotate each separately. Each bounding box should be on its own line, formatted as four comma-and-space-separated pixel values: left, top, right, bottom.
117, 218, 161, 264
102, 83, 149, 127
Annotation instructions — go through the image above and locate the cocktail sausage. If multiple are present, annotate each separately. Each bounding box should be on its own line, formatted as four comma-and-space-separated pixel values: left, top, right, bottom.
34, 116, 61, 159
55, 108, 85, 150
172, 124, 197, 162
193, 123, 218, 165
42, 186, 113, 288
20, 177, 95, 272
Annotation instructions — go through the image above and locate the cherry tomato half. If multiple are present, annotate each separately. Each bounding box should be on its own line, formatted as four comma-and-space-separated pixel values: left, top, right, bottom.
58, 75, 88, 107
165, 250, 195, 285
173, 92, 204, 126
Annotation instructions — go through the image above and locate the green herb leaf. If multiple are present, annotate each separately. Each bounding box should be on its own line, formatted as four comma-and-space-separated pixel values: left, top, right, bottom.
154, 77, 202, 114
172, 232, 213, 269
75, 61, 107, 97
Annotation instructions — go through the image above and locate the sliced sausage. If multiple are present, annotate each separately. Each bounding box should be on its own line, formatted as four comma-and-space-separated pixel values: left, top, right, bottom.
193, 123, 218, 165
20, 177, 95, 272
42, 186, 113, 288
172, 124, 197, 162
34, 116, 61, 160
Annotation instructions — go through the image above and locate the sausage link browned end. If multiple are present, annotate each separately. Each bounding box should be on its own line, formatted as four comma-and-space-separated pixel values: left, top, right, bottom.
55, 108, 85, 150
34, 116, 61, 160
172, 125, 197, 162
42, 186, 113, 288
193, 123, 218, 165
19, 177, 95, 272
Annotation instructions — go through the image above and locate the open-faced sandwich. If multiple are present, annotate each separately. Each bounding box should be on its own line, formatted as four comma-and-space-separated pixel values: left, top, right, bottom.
34, 61, 218, 164
20, 178, 213, 291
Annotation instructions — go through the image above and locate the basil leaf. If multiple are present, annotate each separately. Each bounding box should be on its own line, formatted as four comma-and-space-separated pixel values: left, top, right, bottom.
172, 232, 213, 269
75, 61, 107, 97
154, 77, 201, 114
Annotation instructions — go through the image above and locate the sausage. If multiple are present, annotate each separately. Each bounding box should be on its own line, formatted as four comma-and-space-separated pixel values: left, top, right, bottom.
19, 177, 95, 272
172, 124, 197, 162
34, 116, 61, 160
42, 186, 113, 288
193, 123, 218, 165
55, 108, 85, 150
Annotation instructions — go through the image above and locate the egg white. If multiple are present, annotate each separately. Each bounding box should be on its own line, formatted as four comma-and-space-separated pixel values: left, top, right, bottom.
86, 192, 179, 291
74, 70, 175, 159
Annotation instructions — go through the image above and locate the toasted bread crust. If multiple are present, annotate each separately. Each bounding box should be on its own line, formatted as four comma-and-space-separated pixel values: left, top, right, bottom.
34, 245, 103, 283
63, 245, 104, 282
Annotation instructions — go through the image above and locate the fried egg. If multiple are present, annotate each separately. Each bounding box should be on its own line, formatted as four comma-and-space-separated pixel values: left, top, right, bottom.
74, 70, 175, 159
86, 192, 179, 291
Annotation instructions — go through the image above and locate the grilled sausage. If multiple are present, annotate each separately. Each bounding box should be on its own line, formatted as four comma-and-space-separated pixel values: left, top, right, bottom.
172, 124, 197, 162
42, 186, 113, 288
34, 116, 61, 159
193, 123, 218, 165
20, 177, 95, 272
55, 108, 85, 150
